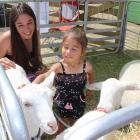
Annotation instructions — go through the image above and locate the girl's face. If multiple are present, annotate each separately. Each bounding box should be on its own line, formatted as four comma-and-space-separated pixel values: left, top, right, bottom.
15, 13, 35, 40
61, 36, 84, 64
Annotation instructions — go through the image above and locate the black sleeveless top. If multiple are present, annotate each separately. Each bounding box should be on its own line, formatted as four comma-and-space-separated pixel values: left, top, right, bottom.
54, 61, 87, 118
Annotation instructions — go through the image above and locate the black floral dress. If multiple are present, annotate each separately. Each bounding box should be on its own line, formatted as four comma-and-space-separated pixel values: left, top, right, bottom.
54, 61, 87, 119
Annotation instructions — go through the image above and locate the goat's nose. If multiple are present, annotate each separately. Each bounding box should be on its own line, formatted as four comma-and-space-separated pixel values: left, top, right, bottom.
48, 122, 58, 131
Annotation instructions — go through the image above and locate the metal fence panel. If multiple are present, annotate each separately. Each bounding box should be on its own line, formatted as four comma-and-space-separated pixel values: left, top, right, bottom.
123, 0, 140, 59
39, 0, 128, 57
0, 0, 127, 59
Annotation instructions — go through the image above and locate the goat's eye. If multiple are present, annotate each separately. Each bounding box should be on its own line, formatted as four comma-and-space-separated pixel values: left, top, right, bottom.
24, 102, 32, 107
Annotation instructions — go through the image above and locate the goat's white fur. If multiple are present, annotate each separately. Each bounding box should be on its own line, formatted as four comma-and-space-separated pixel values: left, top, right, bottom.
55, 78, 140, 140
120, 60, 140, 107
6, 64, 58, 139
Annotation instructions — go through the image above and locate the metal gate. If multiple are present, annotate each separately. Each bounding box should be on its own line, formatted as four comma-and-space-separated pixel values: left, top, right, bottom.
39, 0, 128, 58
0, 0, 127, 60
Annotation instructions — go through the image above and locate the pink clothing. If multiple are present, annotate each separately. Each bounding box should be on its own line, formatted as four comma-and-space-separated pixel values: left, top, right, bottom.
61, 1, 79, 6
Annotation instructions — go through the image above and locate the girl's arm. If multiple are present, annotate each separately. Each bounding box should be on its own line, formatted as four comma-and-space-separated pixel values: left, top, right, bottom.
85, 61, 94, 98
86, 61, 94, 84
33, 72, 47, 84
33, 62, 61, 84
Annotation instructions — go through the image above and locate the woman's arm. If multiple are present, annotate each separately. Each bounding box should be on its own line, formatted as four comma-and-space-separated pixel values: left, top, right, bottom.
0, 31, 16, 69
0, 31, 9, 58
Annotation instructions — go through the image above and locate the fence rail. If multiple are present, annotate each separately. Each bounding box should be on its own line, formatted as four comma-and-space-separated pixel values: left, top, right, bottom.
0, 65, 29, 140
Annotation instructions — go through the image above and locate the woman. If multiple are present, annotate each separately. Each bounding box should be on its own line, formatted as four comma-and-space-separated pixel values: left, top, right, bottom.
0, 3, 47, 81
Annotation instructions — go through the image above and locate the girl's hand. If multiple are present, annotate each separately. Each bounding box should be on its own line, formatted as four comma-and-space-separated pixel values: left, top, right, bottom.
0, 57, 16, 69
17, 83, 27, 89
85, 90, 93, 100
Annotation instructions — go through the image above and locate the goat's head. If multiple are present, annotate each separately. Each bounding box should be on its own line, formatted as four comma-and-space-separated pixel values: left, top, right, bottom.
16, 72, 58, 135
87, 78, 140, 112
6, 64, 30, 89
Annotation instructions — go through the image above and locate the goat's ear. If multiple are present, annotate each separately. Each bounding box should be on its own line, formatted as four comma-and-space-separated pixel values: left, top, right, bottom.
86, 82, 103, 90
40, 72, 55, 88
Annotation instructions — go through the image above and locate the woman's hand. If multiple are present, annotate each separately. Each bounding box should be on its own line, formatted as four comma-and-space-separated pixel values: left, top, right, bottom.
0, 57, 16, 69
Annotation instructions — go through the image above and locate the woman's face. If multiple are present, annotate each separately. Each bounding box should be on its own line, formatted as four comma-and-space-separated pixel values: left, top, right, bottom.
15, 13, 35, 40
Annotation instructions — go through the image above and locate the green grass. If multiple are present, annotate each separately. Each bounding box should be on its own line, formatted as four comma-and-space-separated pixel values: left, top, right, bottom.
85, 51, 135, 111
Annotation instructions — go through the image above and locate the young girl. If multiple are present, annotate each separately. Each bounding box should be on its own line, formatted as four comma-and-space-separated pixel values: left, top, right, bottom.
33, 27, 94, 134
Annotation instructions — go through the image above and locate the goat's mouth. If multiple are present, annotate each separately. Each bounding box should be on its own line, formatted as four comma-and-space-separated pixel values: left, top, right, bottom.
40, 123, 58, 135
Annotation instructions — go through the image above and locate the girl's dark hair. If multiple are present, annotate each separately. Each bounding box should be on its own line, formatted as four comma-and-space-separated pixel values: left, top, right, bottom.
10, 2, 44, 73
62, 27, 88, 51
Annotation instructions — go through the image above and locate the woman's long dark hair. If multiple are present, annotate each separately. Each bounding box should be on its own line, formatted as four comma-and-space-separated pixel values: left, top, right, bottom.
10, 2, 44, 73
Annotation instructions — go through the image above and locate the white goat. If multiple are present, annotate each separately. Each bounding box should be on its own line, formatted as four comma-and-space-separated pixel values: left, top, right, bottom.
55, 78, 140, 140
120, 60, 140, 107
6, 64, 58, 139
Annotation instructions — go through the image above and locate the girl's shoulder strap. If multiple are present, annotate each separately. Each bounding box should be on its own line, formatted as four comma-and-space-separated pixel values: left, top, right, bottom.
83, 60, 86, 73
60, 62, 65, 74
